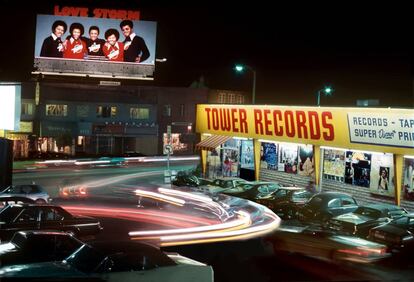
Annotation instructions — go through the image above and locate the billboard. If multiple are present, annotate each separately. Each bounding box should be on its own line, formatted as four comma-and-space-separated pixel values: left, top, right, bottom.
0, 84, 21, 131
33, 15, 157, 80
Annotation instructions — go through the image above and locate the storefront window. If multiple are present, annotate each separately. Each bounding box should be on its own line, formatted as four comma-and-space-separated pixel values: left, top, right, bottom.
298, 145, 314, 177
369, 153, 394, 197
77, 105, 89, 118
97, 106, 116, 118
222, 139, 240, 177
346, 151, 371, 188
163, 133, 188, 152
130, 107, 149, 119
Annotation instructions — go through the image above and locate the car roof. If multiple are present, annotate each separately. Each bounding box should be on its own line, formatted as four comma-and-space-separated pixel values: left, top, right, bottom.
311, 192, 354, 200
0, 196, 36, 202
359, 203, 404, 211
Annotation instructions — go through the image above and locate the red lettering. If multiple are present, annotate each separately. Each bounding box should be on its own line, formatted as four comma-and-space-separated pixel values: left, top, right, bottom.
212, 109, 219, 130
263, 109, 272, 135
273, 110, 283, 136
80, 8, 88, 17
284, 111, 295, 137
231, 109, 239, 133
239, 109, 248, 133
117, 10, 127, 20
322, 112, 334, 141
205, 108, 211, 130
54, 5, 62, 16
296, 111, 308, 139
109, 9, 118, 19
93, 8, 102, 17
128, 11, 140, 20
308, 111, 320, 139
219, 109, 231, 131
254, 109, 264, 135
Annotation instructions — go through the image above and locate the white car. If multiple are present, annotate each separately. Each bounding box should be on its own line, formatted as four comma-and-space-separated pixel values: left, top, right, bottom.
0, 241, 214, 282
0, 184, 51, 203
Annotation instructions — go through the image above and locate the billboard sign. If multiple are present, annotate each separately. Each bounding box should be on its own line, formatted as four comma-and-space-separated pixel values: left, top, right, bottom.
33, 14, 157, 80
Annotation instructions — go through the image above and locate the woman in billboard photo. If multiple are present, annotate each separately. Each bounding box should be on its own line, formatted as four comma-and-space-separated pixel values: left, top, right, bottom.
63, 23, 87, 60
40, 20, 67, 58
84, 26, 106, 57
378, 167, 389, 191
120, 20, 150, 63
103, 29, 124, 62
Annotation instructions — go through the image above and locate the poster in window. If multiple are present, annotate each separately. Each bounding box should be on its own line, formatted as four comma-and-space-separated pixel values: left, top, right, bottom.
323, 149, 345, 181
298, 145, 314, 177
260, 142, 277, 170
345, 151, 372, 188
369, 153, 394, 197
240, 140, 254, 169
403, 158, 414, 201
279, 144, 298, 174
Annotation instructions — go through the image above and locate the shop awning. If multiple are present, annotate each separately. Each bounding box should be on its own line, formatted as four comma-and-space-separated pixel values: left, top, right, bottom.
196, 135, 232, 151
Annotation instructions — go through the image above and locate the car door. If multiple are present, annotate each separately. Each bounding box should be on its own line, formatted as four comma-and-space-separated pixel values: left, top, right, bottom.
9, 207, 40, 234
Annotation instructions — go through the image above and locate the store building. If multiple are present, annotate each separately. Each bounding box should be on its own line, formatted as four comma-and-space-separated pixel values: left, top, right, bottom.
195, 104, 414, 210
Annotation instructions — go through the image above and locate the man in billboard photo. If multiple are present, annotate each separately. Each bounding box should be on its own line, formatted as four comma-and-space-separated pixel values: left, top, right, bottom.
40, 20, 67, 58
120, 20, 150, 63
63, 23, 87, 60
84, 26, 106, 57
103, 29, 124, 62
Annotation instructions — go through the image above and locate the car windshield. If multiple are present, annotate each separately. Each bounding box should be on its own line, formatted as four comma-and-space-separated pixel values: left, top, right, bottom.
65, 244, 106, 273
354, 207, 381, 218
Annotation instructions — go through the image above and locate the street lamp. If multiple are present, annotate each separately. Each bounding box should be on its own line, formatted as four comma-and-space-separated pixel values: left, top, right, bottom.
317, 86, 334, 106
234, 64, 256, 104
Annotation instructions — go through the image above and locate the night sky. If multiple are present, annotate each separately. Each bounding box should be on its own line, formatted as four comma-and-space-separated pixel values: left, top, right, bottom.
0, 0, 412, 107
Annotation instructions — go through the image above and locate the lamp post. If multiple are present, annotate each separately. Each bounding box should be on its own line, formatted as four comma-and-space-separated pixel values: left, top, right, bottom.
235, 64, 256, 104
317, 86, 333, 106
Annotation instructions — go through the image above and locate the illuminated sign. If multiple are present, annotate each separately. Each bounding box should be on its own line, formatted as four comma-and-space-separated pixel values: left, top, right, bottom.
196, 104, 414, 155
0, 84, 21, 131
33, 14, 157, 80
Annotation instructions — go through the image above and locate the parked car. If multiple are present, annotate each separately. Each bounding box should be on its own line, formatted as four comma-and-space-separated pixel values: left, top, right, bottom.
172, 172, 210, 187
0, 230, 83, 267
368, 212, 414, 251
0, 184, 51, 204
221, 181, 282, 200
0, 196, 35, 208
266, 225, 390, 264
0, 241, 214, 281
255, 186, 314, 219
198, 177, 249, 194
328, 203, 408, 238
0, 203, 102, 241
297, 192, 359, 224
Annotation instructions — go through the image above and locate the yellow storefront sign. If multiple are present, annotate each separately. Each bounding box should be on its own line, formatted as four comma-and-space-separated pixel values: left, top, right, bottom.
196, 104, 414, 155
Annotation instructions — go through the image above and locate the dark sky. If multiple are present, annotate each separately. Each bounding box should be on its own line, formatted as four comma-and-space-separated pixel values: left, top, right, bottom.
0, 0, 412, 107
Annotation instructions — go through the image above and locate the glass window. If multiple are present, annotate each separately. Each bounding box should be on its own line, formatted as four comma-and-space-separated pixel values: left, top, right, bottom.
46, 104, 68, 117
130, 108, 149, 119
41, 207, 65, 221
163, 105, 171, 117
97, 106, 116, 118
16, 208, 38, 222
77, 105, 89, 118
341, 197, 356, 206
21, 103, 34, 115
328, 199, 341, 208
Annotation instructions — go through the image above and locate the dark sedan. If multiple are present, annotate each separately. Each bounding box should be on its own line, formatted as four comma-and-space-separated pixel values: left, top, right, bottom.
297, 192, 359, 224
0, 230, 83, 267
328, 203, 408, 238
255, 187, 314, 219
0, 204, 102, 241
368, 213, 414, 251
221, 182, 281, 200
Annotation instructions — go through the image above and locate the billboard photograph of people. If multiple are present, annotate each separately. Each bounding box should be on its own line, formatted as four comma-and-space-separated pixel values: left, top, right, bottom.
34, 15, 157, 79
